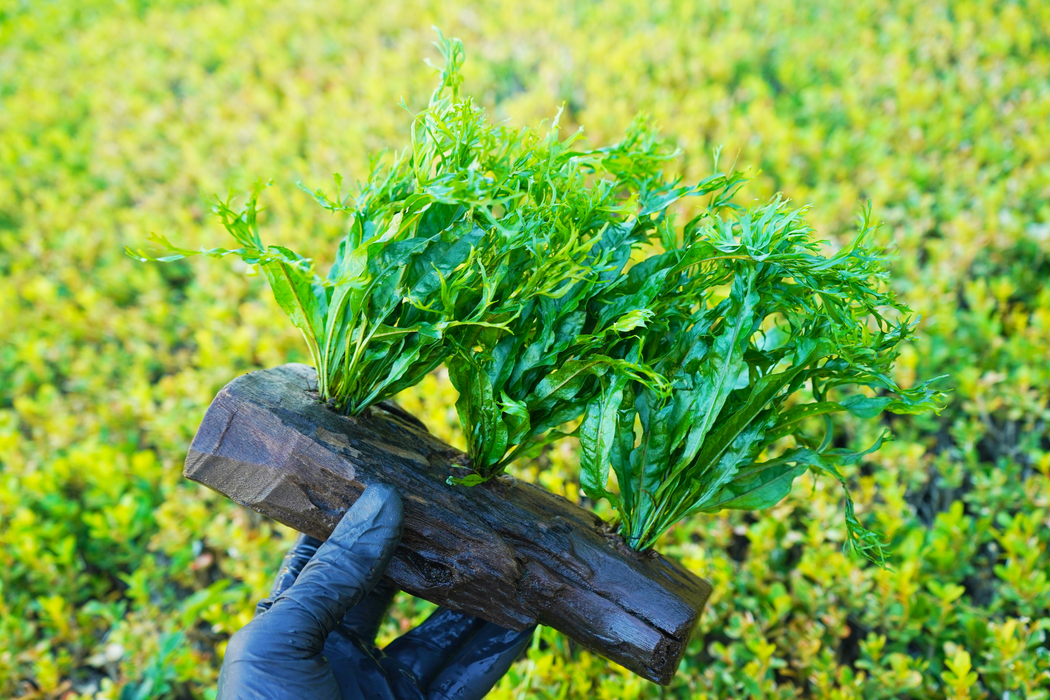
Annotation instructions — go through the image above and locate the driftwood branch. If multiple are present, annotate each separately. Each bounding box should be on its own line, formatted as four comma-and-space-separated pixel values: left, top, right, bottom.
184, 363, 711, 684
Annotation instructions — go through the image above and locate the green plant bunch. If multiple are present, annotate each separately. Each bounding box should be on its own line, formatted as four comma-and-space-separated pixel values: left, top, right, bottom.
579, 200, 944, 559
409, 43, 677, 481
127, 174, 494, 417
440, 122, 752, 482
127, 35, 608, 417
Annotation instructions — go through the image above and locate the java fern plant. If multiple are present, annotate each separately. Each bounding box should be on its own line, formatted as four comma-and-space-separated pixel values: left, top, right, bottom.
576, 201, 941, 562
128, 33, 941, 563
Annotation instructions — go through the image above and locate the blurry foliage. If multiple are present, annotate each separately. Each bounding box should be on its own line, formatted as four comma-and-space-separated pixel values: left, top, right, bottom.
1, 0, 1049, 697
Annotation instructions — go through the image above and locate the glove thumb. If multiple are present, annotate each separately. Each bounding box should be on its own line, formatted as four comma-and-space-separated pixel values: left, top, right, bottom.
247, 483, 404, 658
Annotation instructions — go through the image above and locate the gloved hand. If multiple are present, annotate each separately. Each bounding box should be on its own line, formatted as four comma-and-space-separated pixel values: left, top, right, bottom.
218, 483, 535, 700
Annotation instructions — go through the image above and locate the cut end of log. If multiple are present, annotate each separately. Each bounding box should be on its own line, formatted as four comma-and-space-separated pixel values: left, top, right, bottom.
184, 363, 712, 684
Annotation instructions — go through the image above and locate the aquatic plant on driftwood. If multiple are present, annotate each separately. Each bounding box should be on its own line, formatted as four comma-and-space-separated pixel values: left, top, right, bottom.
130, 33, 941, 684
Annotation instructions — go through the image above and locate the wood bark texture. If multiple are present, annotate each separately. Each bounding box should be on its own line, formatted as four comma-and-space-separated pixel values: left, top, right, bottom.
184, 363, 712, 684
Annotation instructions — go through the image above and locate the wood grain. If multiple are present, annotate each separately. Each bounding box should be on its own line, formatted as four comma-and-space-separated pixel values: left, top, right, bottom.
184, 363, 712, 684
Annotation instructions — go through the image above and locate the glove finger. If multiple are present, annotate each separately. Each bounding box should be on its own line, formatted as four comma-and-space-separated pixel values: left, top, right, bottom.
425, 623, 535, 700
323, 628, 405, 700
248, 483, 404, 659
337, 576, 398, 642
255, 533, 323, 616
382, 608, 486, 687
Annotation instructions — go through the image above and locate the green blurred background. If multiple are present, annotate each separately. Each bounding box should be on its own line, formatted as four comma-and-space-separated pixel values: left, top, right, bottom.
2, 0, 1049, 697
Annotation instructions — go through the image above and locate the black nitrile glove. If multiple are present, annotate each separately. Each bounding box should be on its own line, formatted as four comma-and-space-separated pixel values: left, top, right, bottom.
218, 484, 535, 700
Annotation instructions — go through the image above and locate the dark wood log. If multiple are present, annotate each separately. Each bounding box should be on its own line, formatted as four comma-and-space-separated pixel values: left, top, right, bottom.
184, 363, 711, 684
